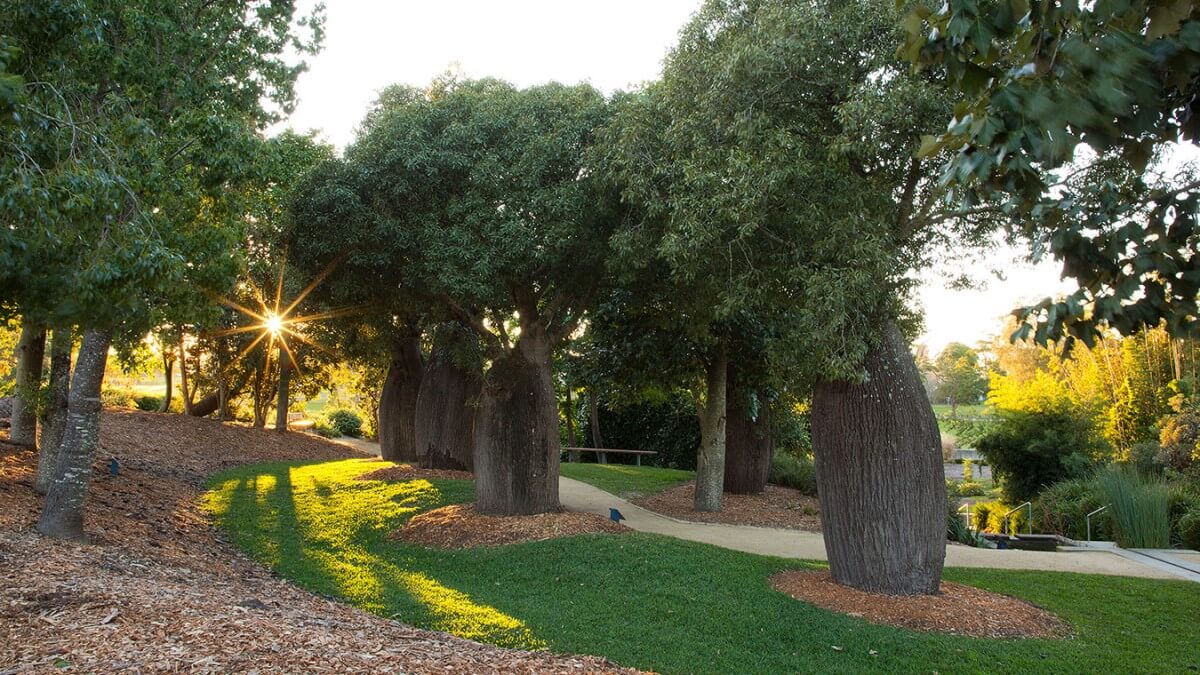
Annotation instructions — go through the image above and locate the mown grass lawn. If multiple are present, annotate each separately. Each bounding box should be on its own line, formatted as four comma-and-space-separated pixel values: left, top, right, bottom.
205, 458, 1200, 674
559, 462, 693, 498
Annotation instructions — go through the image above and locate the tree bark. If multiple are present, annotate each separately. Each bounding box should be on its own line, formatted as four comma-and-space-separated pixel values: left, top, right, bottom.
36, 329, 113, 541
588, 389, 604, 462
693, 345, 728, 512
252, 362, 266, 429
414, 349, 480, 470
178, 333, 194, 415
190, 367, 252, 419
724, 384, 772, 495
377, 332, 423, 461
10, 323, 46, 448
275, 343, 290, 433
811, 322, 946, 596
565, 386, 579, 462
35, 328, 72, 494
158, 355, 174, 412
473, 325, 560, 515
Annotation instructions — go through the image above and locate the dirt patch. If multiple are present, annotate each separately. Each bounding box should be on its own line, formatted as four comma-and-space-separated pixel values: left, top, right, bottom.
394, 504, 628, 549
634, 482, 822, 530
770, 570, 1071, 639
358, 462, 473, 482
0, 410, 635, 673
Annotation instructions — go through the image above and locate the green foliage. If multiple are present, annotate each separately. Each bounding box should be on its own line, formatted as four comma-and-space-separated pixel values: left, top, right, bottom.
558, 463, 693, 499
207, 458, 1200, 673
323, 408, 363, 438
1159, 410, 1200, 471
1035, 478, 1110, 542
956, 480, 987, 497
312, 418, 339, 439
904, 0, 1200, 345
931, 343, 987, 412
581, 392, 700, 470
971, 500, 1029, 535
135, 394, 163, 412
976, 408, 1106, 503
768, 453, 817, 496
1178, 508, 1200, 551
99, 387, 137, 409
1095, 465, 1170, 549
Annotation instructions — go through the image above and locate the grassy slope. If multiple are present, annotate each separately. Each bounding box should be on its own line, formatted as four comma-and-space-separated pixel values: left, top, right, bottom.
558, 463, 693, 498
205, 459, 1200, 675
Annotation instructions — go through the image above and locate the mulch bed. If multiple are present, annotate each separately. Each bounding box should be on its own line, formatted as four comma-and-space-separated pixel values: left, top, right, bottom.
0, 410, 635, 673
634, 482, 822, 530
394, 504, 628, 549
357, 461, 473, 482
770, 570, 1072, 639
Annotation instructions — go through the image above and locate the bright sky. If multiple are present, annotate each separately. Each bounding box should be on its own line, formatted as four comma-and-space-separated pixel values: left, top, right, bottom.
280, 0, 1074, 356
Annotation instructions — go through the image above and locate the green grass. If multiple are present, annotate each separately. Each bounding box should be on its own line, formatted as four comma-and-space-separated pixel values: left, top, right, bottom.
558, 462, 693, 498
933, 403, 992, 419
205, 459, 1200, 674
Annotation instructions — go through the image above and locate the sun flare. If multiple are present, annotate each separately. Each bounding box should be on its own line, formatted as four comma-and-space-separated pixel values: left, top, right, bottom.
264, 313, 284, 336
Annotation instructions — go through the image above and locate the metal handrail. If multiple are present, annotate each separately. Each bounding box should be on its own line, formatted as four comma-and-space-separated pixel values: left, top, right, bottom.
1002, 501, 1032, 536
1087, 504, 1109, 543
957, 503, 972, 533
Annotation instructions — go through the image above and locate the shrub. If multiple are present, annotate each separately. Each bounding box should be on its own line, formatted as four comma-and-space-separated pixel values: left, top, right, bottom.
325, 409, 363, 438
972, 500, 1028, 534
1035, 478, 1109, 541
957, 480, 986, 497
961, 458, 974, 481
1178, 508, 1200, 550
1158, 411, 1200, 471
313, 418, 340, 438
976, 409, 1106, 503
135, 394, 163, 411
1095, 464, 1170, 548
769, 453, 816, 496
582, 392, 701, 469
972, 501, 995, 531
100, 387, 137, 409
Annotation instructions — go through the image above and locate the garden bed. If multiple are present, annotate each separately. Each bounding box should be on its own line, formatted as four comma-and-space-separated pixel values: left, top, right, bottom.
633, 482, 821, 530
770, 570, 1071, 639
392, 504, 628, 549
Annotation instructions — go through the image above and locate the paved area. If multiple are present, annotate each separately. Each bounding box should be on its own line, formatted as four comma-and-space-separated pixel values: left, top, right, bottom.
944, 462, 991, 481
558, 477, 1183, 580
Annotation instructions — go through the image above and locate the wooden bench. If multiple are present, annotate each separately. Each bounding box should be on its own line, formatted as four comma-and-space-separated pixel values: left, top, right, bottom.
286, 412, 314, 430
563, 447, 657, 466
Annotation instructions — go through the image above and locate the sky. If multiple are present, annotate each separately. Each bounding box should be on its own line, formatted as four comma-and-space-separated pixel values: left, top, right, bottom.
279, 0, 1076, 356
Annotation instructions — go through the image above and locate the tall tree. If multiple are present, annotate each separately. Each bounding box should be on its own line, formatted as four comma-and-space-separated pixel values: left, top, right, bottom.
1, 0, 323, 540
904, 0, 1200, 346
932, 343, 987, 416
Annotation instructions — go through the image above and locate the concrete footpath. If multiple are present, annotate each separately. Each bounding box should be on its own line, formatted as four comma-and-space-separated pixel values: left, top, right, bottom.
558, 477, 1187, 581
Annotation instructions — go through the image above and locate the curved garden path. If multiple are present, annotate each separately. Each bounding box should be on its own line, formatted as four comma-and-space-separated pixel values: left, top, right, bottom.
557, 476, 1184, 581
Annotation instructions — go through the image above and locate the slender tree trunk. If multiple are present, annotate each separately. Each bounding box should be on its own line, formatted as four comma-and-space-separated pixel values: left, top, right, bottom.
473, 325, 560, 515
158, 355, 174, 412
724, 382, 772, 495
377, 332, 423, 461
10, 323, 46, 448
275, 343, 290, 433
36, 329, 113, 541
252, 363, 266, 429
178, 333, 194, 416
35, 328, 72, 494
588, 389, 604, 462
414, 348, 480, 470
811, 322, 945, 596
566, 386, 579, 463
693, 345, 728, 512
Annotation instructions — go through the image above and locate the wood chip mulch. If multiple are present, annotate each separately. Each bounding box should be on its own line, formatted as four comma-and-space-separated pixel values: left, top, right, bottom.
0, 410, 636, 673
770, 570, 1072, 639
357, 461, 474, 482
633, 482, 822, 530
393, 504, 628, 549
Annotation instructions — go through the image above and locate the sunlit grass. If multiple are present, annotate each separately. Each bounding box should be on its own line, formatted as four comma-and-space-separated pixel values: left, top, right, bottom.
559, 463, 693, 498
205, 458, 1200, 674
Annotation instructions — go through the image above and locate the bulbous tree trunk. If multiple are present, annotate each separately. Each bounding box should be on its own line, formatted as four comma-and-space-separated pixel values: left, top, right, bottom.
414, 350, 479, 470
473, 327, 560, 515
10, 323, 46, 448
724, 386, 772, 495
811, 322, 946, 596
35, 328, 72, 494
693, 345, 728, 512
37, 329, 112, 541
378, 333, 423, 462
